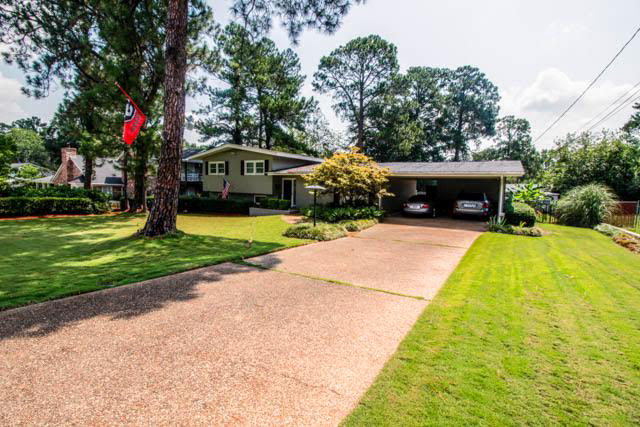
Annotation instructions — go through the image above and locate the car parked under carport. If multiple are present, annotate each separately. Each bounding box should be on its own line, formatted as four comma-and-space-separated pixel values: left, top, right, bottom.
380, 161, 524, 218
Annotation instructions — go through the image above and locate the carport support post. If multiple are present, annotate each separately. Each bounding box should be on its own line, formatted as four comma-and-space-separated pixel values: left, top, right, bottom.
498, 175, 505, 218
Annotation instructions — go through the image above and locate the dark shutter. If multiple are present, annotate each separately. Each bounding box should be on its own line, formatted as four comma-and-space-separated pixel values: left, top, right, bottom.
204, 161, 208, 176
264, 159, 269, 175
240, 160, 245, 175
225, 160, 229, 176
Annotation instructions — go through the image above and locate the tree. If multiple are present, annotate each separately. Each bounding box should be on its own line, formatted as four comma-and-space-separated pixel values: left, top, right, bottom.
540, 131, 640, 200
17, 164, 43, 180
0, 132, 16, 186
0, 128, 48, 166
293, 107, 347, 157
440, 66, 500, 161
473, 115, 542, 179
143, 0, 363, 236
304, 148, 392, 206
313, 35, 399, 148
0, 0, 217, 211
365, 67, 447, 162
623, 102, 640, 134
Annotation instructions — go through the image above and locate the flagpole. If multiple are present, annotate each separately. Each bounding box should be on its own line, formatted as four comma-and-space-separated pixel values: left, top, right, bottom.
115, 82, 145, 114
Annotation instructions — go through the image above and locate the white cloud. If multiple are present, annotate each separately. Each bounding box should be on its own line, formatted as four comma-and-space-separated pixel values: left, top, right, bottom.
0, 71, 25, 123
501, 68, 636, 148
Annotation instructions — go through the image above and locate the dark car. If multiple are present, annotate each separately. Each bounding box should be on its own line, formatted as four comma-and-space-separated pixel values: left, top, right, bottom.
452, 191, 491, 218
403, 194, 436, 217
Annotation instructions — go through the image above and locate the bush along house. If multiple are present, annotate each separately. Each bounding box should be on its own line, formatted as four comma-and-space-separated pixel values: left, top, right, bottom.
188, 143, 525, 217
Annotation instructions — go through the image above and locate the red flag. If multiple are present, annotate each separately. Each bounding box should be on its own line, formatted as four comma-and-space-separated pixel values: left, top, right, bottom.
116, 82, 146, 145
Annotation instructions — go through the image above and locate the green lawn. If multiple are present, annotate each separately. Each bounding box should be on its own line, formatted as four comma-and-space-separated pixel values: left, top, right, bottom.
0, 213, 306, 310
345, 224, 640, 426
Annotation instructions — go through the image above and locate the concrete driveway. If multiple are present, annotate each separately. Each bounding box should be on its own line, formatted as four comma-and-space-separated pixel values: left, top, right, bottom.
0, 217, 482, 425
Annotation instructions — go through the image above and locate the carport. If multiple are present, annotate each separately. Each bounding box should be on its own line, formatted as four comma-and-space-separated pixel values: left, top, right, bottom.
380, 161, 525, 217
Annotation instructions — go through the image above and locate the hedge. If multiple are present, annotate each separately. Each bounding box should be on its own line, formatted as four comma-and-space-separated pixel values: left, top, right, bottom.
301, 205, 385, 223
283, 223, 347, 241
178, 196, 253, 214
0, 197, 98, 217
261, 198, 291, 210
505, 202, 536, 227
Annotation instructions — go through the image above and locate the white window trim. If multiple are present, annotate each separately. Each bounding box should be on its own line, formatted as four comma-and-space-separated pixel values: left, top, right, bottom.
209, 161, 225, 175
245, 160, 265, 176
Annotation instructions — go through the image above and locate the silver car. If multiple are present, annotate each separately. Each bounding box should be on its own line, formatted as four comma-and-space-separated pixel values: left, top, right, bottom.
403, 194, 436, 217
453, 192, 491, 218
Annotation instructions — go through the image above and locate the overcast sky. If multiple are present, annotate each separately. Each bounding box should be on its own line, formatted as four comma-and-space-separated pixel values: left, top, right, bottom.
1, 0, 639, 149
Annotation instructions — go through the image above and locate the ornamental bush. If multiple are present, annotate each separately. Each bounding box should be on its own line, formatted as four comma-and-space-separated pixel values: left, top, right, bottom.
178, 196, 253, 214
283, 223, 347, 241
555, 184, 617, 228
340, 218, 378, 232
505, 202, 536, 227
301, 205, 384, 223
0, 197, 96, 217
261, 198, 291, 210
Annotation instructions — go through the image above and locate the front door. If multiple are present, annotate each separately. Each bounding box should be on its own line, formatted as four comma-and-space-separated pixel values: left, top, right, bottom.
282, 178, 296, 207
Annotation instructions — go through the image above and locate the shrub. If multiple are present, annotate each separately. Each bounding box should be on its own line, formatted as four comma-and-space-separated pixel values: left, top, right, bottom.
505, 202, 536, 227
178, 196, 253, 214
301, 205, 384, 223
613, 233, 640, 253
340, 218, 378, 232
487, 216, 542, 237
261, 198, 291, 210
594, 223, 621, 237
0, 197, 97, 217
555, 184, 617, 228
283, 223, 347, 241
511, 226, 543, 237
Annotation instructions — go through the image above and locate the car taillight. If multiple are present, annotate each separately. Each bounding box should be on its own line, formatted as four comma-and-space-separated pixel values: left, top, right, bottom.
403, 203, 408, 208
482, 202, 489, 209
422, 203, 430, 209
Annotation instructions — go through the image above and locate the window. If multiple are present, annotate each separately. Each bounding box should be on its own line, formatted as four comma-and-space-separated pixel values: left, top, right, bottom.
245, 160, 265, 175
208, 161, 225, 175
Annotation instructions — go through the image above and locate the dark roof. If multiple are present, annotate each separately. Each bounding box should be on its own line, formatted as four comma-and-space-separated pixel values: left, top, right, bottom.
187, 143, 323, 163
68, 156, 124, 186
271, 160, 525, 177
183, 148, 206, 161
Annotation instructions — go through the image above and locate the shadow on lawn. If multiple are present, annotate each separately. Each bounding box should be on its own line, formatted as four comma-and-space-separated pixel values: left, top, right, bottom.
0, 256, 282, 341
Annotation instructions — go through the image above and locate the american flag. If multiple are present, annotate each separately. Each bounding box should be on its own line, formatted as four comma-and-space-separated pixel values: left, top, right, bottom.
221, 178, 231, 199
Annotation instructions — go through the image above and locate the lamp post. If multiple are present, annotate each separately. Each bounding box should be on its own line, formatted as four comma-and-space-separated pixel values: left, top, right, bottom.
305, 185, 326, 227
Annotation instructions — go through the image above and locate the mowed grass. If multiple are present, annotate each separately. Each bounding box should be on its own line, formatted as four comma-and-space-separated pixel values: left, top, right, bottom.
345, 225, 640, 426
0, 213, 306, 310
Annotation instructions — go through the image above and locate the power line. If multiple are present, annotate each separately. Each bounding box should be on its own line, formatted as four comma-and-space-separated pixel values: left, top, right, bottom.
576, 78, 640, 132
534, 25, 640, 143
585, 90, 640, 133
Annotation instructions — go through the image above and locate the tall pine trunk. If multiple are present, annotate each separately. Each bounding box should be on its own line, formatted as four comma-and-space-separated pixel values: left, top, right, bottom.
130, 136, 149, 212
140, 0, 188, 237
83, 157, 94, 190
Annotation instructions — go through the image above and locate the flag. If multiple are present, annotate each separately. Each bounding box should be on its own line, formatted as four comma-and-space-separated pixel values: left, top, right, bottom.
116, 82, 146, 145
221, 178, 231, 199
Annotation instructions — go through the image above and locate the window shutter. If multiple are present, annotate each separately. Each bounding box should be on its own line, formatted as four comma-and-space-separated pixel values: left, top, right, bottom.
225, 160, 229, 176
264, 159, 269, 175
204, 161, 209, 176
240, 160, 245, 175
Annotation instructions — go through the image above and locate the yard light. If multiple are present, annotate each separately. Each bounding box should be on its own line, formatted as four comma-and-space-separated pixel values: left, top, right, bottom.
305, 185, 326, 227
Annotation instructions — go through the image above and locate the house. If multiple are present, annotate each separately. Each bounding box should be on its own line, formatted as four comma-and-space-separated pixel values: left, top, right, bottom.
37, 147, 125, 199
180, 148, 205, 196
188, 143, 525, 217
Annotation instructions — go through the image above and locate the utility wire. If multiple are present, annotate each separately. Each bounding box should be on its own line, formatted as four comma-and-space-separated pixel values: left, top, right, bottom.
585, 90, 640, 132
534, 25, 640, 143
577, 78, 640, 132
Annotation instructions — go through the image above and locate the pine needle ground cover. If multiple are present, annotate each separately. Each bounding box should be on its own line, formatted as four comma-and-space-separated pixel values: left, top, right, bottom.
345, 224, 640, 426
0, 214, 306, 310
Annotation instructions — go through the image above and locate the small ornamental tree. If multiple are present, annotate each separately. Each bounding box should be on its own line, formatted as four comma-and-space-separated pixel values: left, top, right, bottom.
304, 148, 392, 206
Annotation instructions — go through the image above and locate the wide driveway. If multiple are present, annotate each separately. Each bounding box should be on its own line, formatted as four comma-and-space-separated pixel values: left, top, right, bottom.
0, 217, 482, 425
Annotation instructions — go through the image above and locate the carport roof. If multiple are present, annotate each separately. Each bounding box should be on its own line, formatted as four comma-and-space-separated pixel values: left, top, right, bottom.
271, 160, 524, 177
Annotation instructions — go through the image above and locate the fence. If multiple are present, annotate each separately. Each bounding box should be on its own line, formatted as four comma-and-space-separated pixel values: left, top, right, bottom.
609, 201, 640, 230
533, 199, 558, 224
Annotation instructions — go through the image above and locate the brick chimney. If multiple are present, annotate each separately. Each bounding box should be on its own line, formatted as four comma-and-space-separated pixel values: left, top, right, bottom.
61, 147, 77, 164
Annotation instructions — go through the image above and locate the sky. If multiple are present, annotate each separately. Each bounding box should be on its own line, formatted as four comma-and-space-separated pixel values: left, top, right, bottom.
1, 0, 639, 150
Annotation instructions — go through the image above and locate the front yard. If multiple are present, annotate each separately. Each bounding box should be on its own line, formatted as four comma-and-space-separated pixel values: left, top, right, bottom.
0, 214, 306, 310
345, 224, 640, 425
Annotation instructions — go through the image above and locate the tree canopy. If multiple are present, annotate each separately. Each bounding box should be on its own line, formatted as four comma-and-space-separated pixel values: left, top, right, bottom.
313, 34, 399, 149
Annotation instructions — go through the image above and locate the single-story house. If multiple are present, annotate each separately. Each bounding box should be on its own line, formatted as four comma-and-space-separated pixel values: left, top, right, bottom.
188, 143, 525, 217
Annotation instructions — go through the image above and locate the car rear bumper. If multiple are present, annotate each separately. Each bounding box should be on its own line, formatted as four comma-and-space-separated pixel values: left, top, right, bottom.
453, 208, 489, 216
403, 207, 433, 215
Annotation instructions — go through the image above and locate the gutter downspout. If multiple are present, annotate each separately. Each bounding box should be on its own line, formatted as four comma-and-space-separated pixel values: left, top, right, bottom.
498, 175, 505, 218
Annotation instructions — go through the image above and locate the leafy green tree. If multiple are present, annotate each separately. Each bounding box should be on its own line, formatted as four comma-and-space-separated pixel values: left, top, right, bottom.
0, 128, 48, 166
365, 67, 447, 161
0, 132, 17, 186
623, 102, 640, 134
541, 131, 640, 200
313, 35, 399, 148
473, 115, 542, 179
17, 164, 43, 180
440, 66, 500, 161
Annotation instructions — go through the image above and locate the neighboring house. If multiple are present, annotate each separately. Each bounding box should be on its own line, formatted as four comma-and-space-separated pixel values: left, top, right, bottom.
181, 148, 205, 196
188, 143, 525, 216
40, 147, 124, 199
7, 162, 53, 187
